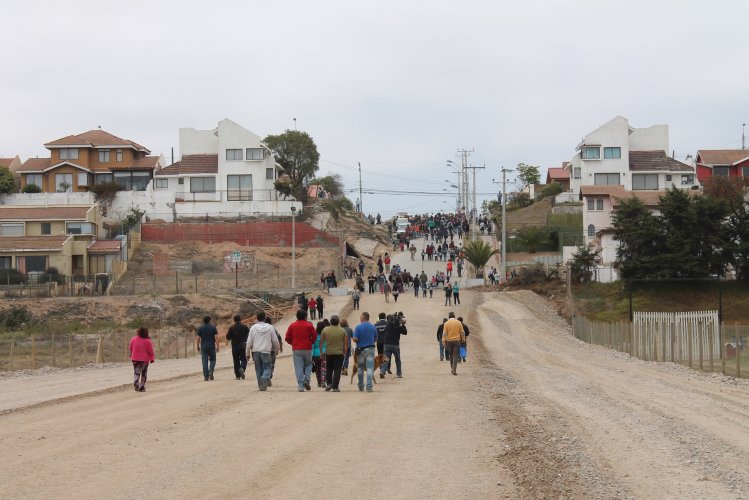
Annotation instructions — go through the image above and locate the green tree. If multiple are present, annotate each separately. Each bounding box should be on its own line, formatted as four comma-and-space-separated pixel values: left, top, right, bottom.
89, 181, 123, 216
462, 239, 499, 278
508, 192, 533, 210
725, 201, 749, 281
22, 183, 42, 193
703, 176, 744, 213
517, 163, 541, 187
540, 182, 563, 199
612, 197, 662, 280
570, 244, 600, 283
0, 167, 18, 193
263, 130, 320, 202
515, 226, 548, 253
310, 173, 345, 198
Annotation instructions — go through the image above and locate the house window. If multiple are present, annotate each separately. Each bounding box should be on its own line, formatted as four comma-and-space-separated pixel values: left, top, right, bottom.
666, 175, 672, 182
603, 147, 621, 159
227, 174, 252, 201
25, 256, 47, 273
114, 172, 132, 190
77, 172, 89, 187
587, 224, 596, 237
41, 223, 51, 235
98, 149, 110, 162
116, 150, 123, 162
713, 166, 729, 176
131, 172, 151, 191
594, 173, 620, 185
66, 222, 95, 235
742, 166, 749, 177
155, 178, 168, 189
587, 199, 594, 211
59, 148, 79, 160
0, 257, 10, 269
190, 177, 216, 193
95, 173, 113, 184
573, 168, 581, 179
0, 223, 24, 236
681, 174, 694, 185
55, 173, 73, 192
266, 168, 274, 180
246, 148, 264, 160
632, 174, 659, 190
25, 174, 42, 189
596, 199, 604, 210
178, 178, 184, 185
582, 147, 600, 160
226, 149, 243, 161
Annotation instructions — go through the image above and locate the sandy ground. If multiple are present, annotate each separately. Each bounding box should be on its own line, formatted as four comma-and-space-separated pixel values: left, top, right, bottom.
1, 241, 748, 499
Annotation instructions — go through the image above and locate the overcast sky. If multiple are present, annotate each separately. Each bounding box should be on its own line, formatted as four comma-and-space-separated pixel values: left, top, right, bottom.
2, 0, 747, 216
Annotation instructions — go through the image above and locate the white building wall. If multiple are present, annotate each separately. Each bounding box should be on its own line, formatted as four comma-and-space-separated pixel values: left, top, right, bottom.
582, 195, 615, 245
179, 127, 218, 155
628, 125, 668, 152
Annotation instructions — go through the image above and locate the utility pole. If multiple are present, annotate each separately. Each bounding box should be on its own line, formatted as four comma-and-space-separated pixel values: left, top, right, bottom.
456, 148, 473, 215
466, 163, 485, 239
358, 162, 363, 214
500, 166, 514, 284
743, 123, 746, 150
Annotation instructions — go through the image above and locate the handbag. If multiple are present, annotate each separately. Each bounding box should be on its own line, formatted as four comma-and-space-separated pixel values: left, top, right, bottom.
459, 346, 467, 358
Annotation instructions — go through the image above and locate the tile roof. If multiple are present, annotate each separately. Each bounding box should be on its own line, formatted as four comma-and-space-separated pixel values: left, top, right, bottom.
44, 130, 149, 153
696, 149, 749, 166
87, 240, 121, 254
546, 167, 568, 180
157, 154, 218, 176
109, 155, 161, 171
0, 158, 17, 169
611, 191, 667, 207
0, 206, 92, 221
17, 158, 52, 172
0, 235, 70, 251
580, 185, 626, 198
629, 151, 694, 172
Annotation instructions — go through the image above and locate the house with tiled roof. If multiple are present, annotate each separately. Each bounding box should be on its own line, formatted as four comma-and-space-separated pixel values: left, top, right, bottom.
545, 164, 569, 191
17, 129, 164, 193
0, 156, 23, 186
695, 149, 749, 182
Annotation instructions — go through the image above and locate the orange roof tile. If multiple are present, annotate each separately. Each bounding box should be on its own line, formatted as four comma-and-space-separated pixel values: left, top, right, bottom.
547, 167, 568, 180
87, 240, 121, 254
0, 235, 70, 251
697, 149, 749, 166
17, 158, 52, 172
109, 155, 161, 171
157, 154, 218, 175
0, 206, 92, 221
44, 130, 150, 153
629, 151, 693, 172
611, 191, 667, 207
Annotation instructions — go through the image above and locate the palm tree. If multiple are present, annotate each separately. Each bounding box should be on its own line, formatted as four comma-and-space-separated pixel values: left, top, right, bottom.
462, 239, 499, 278
515, 226, 548, 253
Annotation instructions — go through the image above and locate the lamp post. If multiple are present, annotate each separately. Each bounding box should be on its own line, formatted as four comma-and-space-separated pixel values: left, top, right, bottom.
290, 205, 297, 289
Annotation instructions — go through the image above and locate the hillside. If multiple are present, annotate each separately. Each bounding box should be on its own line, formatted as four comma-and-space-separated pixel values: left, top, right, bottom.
506, 197, 553, 230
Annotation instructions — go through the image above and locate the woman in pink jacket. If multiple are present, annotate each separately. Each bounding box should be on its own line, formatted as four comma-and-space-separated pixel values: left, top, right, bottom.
129, 327, 155, 392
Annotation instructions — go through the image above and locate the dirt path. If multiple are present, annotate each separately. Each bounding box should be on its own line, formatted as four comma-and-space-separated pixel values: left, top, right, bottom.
1, 244, 748, 498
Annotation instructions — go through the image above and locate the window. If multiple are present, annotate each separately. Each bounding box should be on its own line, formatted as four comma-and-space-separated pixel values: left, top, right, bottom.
131, 172, 151, 191
573, 168, 581, 179
594, 173, 620, 185
595, 199, 603, 210
681, 174, 694, 185
59, 148, 78, 160
0, 223, 24, 236
178, 178, 184, 185
226, 149, 243, 161
55, 173, 73, 192
77, 172, 89, 187
0, 257, 10, 270
587, 224, 596, 237
587, 199, 594, 211
41, 223, 51, 235
25, 174, 42, 189
582, 147, 600, 160
742, 167, 749, 177
266, 167, 274, 180
603, 147, 621, 159
155, 178, 168, 189
95, 173, 113, 184
116, 150, 123, 162
25, 256, 47, 273
246, 148, 264, 160
666, 174, 672, 182
227, 174, 252, 201
190, 177, 216, 193
66, 222, 95, 235
98, 149, 110, 162
713, 166, 729, 176
114, 172, 132, 190
632, 174, 659, 190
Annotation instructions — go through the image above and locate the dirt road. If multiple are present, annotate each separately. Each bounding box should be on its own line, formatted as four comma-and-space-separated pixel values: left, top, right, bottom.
1, 244, 748, 499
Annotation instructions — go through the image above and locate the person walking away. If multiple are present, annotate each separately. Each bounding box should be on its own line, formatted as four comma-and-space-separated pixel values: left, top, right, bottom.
436, 318, 447, 361
352, 289, 361, 310
316, 295, 324, 319
413, 278, 420, 297
384, 254, 391, 273
444, 282, 452, 306
195, 316, 219, 381
341, 318, 354, 376
247, 312, 280, 391
368, 273, 376, 294
456, 259, 463, 278
452, 282, 461, 305
392, 286, 400, 303
409, 245, 416, 261
383, 281, 391, 303
321, 315, 347, 392
446, 260, 453, 279
285, 309, 317, 392
129, 327, 154, 392
442, 312, 465, 375
380, 314, 407, 378
226, 314, 249, 380
458, 316, 470, 362
377, 257, 384, 274
308, 296, 317, 320
267, 316, 283, 380
312, 321, 326, 388
374, 312, 387, 357
352, 312, 378, 392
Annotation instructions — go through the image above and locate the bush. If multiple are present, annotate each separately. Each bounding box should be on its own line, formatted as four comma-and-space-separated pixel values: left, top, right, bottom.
38, 267, 66, 285
22, 183, 42, 193
540, 182, 563, 199
0, 305, 34, 330
515, 226, 549, 253
0, 269, 27, 285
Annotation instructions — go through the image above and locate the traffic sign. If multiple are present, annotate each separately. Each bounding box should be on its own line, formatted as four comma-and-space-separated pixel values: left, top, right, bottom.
232, 251, 242, 263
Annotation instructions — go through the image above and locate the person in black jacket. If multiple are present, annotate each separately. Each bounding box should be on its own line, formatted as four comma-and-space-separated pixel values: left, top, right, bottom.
436, 318, 447, 361
380, 313, 407, 378
458, 316, 470, 363
374, 312, 387, 356
226, 314, 250, 379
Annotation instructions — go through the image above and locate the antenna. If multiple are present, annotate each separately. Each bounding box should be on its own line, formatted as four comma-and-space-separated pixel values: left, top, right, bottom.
743, 123, 746, 150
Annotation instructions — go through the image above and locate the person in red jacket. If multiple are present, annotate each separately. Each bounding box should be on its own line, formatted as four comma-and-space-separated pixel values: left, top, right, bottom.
308, 297, 318, 320
446, 260, 453, 279
129, 327, 155, 392
285, 309, 317, 392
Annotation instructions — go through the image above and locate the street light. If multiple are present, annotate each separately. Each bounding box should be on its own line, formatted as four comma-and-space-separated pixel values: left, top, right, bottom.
290, 205, 297, 289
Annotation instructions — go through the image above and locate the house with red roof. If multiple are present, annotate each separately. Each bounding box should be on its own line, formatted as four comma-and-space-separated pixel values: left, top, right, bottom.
545, 164, 570, 191
695, 149, 749, 182
17, 129, 164, 193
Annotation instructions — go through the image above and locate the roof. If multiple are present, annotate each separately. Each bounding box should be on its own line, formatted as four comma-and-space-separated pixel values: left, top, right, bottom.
157, 154, 218, 176
0, 157, 18, 169
87, 240, 121, 254
580, 185, 626, 198
696, 149, 749, 166
17, 158, 51, 172
546, 167, 568, 180
0, 206, 92, 221
44, 130, 149, 153
109, 155, 161, 171
0, 235, 70, 252
629, 151, 694, 172
611, 191, 667, 207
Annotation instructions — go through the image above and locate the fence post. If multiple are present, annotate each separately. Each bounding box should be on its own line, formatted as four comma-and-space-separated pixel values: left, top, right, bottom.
96, 336, 104, 363
175, 271, 179, 294
720, 323, 725, 375
31, 335, 36, 369
8, 334, 14, 371
687, 326, 693, 369
68, 335, 72, 367
83, 333, 88, 365
698, 321, 704, 371
52, 331, 56, 368
708, 321, 714, 373
737, 328, 742, 379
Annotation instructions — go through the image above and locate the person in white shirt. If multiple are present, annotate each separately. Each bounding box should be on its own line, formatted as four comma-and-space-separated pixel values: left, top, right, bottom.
247, 311, 280, 391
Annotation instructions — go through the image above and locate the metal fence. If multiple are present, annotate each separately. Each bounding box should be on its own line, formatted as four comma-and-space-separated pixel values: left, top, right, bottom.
0, 274, 112, 298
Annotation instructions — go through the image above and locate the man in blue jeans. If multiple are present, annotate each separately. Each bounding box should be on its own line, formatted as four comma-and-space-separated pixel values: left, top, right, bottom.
285, 309, 317, 392
352, 311, 377, 392
195, 315, 219, 381
247, 311, 280, 391
380, 313, 407, 378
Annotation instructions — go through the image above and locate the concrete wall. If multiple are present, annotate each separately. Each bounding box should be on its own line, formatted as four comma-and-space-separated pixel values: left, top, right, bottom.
582, 194, 614, 245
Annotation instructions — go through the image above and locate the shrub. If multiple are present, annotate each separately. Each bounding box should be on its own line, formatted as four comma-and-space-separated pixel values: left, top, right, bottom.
540, 182, 563, 199
0, 305, 34, 330
515, 226, 549, 253
0, 269, 27, 285
22, 183, 42, 193
38, 267, 66, 285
